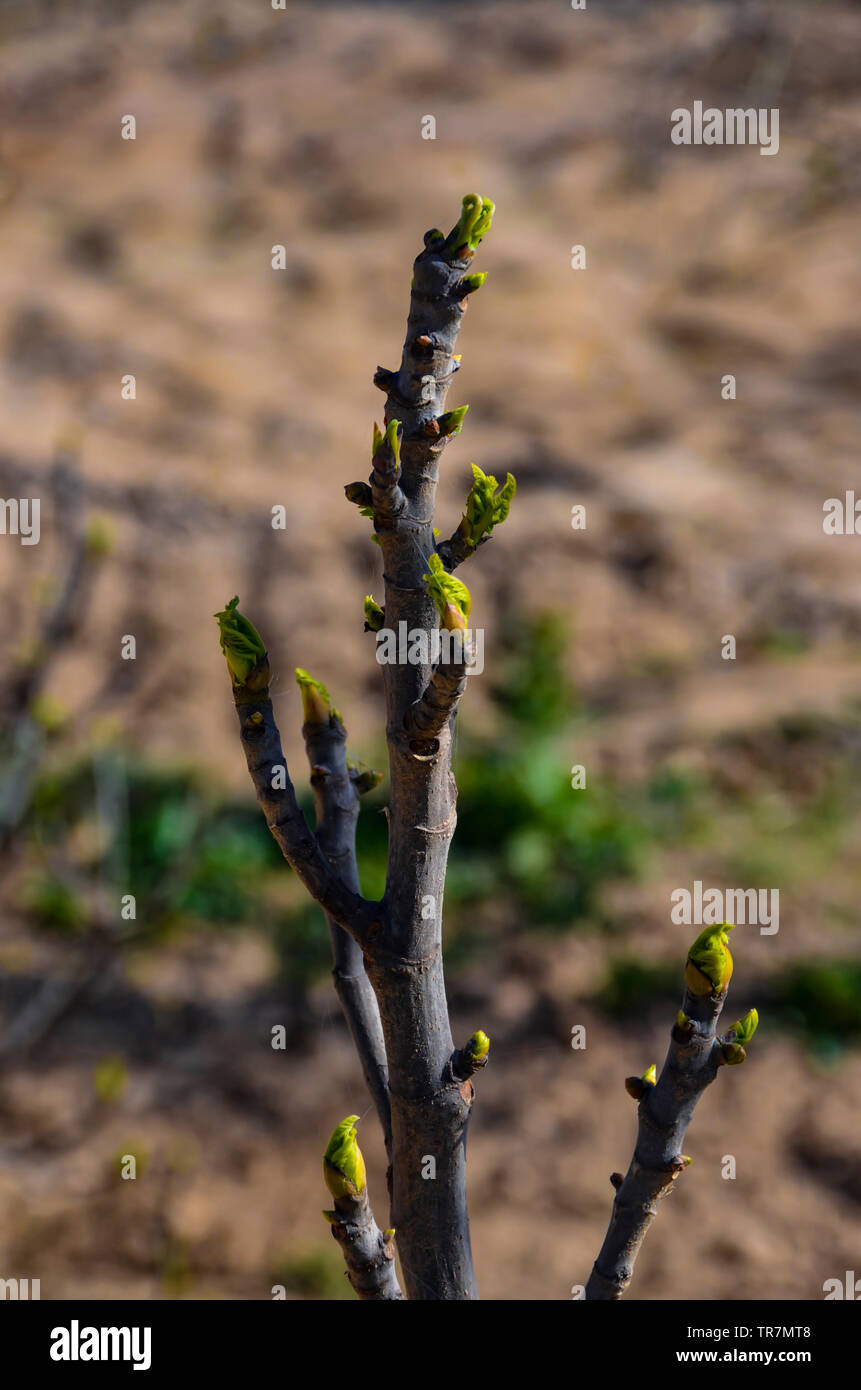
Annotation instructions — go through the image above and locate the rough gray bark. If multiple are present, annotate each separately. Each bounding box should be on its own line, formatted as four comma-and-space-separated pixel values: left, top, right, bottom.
361, 214, 491, 1302
323, 1191, 404, 1301
404, 648, 471, 744
231, 691, 382, 945
586, 982, 733, 1300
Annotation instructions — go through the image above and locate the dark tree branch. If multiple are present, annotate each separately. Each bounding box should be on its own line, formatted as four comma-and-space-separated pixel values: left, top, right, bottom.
300, 712, 392, 1165
361, 202, 494, 1300
224, 197, 496, 1301
586, 982, 734, 1300
230, 686, 383, 948
404, 645, 470, 744
435, 531, 488, 572
323, 1192, 404, 1301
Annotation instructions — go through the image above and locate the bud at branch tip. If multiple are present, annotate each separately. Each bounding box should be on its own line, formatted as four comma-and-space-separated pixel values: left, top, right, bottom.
295, 667, 341, 727
214, 596, 269, 690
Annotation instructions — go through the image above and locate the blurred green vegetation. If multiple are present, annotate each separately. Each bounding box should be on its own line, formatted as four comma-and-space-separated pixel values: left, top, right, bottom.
270, 1246, 353, 1301
594, 954, 861, 1064
594, 958, 680, 1021
768, 960, 861, 1060
13, 613, 861, 1055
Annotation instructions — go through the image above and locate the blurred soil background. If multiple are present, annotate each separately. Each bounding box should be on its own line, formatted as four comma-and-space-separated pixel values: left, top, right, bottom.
0, 0, 860, 1299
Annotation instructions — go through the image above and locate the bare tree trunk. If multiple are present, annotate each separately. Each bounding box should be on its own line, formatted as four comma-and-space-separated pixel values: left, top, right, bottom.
220, 198, 497, 1300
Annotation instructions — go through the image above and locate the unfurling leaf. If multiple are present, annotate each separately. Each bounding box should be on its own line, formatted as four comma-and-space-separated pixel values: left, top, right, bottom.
457, 464, 517, 549
438, 404, 469, 437
423, 552, 471, 630
214, 596, 268, 688
444, 193, 495, 257
721, 1007, 759, 1065
373, 419, 401, 468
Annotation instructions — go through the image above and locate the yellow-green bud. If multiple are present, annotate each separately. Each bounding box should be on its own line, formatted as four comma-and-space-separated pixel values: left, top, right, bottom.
363, 595, 385, 632
323, 1115, 366, 1199
625, 1063, 657, 1099
438, 404, 469, 437
685, 923, 734, 996
295, 668, 340, 726
730, 1007, 759, 1047
460, 271, 487, 294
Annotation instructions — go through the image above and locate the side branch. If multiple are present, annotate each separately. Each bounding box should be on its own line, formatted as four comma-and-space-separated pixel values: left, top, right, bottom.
370, 420, 406, 525
323, 1193, 403, 1301
404, 650, 470, 745
231, 687, 382, 947
435, 531, 486, 573
300, 704, 392, 1162
585, 984, 726, 1300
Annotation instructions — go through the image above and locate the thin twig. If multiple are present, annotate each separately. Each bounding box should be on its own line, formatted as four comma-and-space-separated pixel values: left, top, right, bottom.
230, 688, 382, 947
300, 713, 392, 1166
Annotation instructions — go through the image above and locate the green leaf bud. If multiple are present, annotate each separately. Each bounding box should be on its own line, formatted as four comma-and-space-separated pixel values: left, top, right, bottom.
323, 1115, 366, 1199
438, 404, 469, 437
214, 596, 268, 689
363, 595, 385, 632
